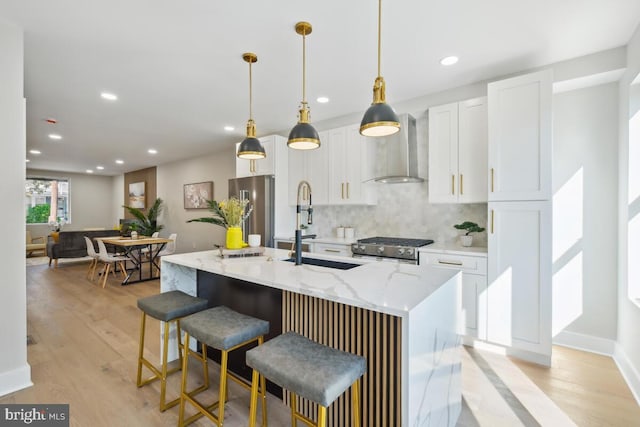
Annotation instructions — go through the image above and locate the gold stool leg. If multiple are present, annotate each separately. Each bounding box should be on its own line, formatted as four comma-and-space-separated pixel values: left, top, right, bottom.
136, 312, 146, 387
248, 369, 260, 427
317, 405, 327, 427
159, 320, 171, 411
178, 332, 190, 427
352, 379, 361, 427
290, 392, 297, 426
218, 350, 229, 426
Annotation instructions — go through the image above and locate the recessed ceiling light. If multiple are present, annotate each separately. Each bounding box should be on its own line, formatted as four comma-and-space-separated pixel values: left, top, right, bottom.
440, 56, 459, 66
29, 149, 41, 155
101, 92, 118, 101
86, 169, 94, 174
224, 126, 235, 132
147, 149, 157, 154
317, 97, 330, 103
48, 134, 62, 140
115, 159, 124, 164
96, 165, 104, 170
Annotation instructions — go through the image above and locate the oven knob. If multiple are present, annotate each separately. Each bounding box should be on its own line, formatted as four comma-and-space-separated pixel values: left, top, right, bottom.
377, 246, 385, 254
398, 248, 405, 255
359, 245, 366, 250
351, 244, 358, 251
406, 248, 414, 255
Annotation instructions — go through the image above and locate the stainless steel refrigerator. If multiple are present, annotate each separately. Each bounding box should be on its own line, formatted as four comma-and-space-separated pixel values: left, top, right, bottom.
228, 175, 275, 248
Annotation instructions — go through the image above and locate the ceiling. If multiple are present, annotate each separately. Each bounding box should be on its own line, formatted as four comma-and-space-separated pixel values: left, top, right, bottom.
2, 0, 639, 176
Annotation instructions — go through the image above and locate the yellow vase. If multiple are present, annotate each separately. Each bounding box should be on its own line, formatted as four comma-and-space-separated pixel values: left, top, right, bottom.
226, 227, 243, 249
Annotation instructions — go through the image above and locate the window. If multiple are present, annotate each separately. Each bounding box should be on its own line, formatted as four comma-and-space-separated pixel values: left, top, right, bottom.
25, 178, 70, 224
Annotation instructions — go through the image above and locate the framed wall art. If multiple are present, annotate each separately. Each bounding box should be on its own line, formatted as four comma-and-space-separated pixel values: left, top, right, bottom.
128, 181, 146, 208
184, 181, 214, 209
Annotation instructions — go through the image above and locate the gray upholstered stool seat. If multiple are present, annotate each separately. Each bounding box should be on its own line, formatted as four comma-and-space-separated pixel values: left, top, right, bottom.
136, 290, 208, 412
138, 290, 208, 321
180, 306, 269, 350
246, 332, 366, 427
178, 306, 269, 427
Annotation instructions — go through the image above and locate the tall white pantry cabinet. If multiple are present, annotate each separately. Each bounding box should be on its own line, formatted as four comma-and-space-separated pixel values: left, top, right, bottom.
487, 69, 553, 365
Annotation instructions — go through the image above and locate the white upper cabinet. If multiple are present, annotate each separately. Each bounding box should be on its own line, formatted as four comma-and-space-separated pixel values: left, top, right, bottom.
288, 131, 329, 205
428, 97, 487, 203
235, 135, 278, 177
328, 124, 377, 205
488, 69, 552, 201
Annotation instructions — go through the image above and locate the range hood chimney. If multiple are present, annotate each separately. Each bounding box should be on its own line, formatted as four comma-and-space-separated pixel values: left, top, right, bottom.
373, 113, 423, 183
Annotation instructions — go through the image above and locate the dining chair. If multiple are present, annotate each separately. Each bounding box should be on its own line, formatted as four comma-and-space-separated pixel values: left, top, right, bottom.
141, 231, 160, 258
151, 233, 177, 276
96, 239, 129, 288
157, 233, 177, 258
84, 236, 100, 281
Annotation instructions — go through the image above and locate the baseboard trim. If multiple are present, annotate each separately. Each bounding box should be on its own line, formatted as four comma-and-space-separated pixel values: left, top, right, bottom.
553, 330, 616, 356
0, 363, 32, 398
613, 344, 640, 405
465, 338, 551, 366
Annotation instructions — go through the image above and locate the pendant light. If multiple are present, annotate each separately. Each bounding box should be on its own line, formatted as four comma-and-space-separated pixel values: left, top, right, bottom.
288, 22, 320, 150
360, 0, 400, 137
237, 52, 266, 160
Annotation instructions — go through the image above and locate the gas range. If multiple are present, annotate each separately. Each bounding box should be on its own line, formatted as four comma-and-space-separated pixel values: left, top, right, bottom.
351, 237, 434, 264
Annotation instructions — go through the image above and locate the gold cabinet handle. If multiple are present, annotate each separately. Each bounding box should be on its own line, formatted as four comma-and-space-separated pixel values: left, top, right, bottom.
490, 168, 494, 192
451, 175, 455, 195
250, 159, 256, 173
324, 249, 341, 253
491, 209, 494, 234
460, 174, 464, 195
341, 183, 345, 199
346, 182, 350, 199
438, 260, 463, 266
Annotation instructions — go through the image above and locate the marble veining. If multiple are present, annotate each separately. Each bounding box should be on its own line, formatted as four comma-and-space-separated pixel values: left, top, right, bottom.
161, 248, 458, 317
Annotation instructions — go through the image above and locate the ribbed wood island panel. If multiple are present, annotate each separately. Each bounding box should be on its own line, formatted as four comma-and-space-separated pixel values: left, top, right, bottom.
282, 291, 402, 427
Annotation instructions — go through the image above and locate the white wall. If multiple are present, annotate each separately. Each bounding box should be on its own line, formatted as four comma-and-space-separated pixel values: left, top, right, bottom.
0, 18, 31, 396
617, 23, 640, 402
26, 169, 116, 238
552, 83, 619, 341
156, 145, 235, 254
111, 174, 124, 225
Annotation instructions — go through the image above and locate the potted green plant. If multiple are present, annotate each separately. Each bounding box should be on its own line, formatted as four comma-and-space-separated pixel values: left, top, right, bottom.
122, 197, 164, 237
453, 221, 485, 247
187, 198, 253, 249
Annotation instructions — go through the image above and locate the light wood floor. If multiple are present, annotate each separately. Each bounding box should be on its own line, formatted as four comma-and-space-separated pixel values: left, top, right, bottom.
2, 259, 639, 426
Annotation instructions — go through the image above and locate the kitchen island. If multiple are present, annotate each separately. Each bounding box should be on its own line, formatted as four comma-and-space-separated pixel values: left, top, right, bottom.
161, 248, 461, 427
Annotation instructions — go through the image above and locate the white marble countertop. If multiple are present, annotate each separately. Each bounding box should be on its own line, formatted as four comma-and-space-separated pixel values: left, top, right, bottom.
274, 236, 357, 245
419, 242, 488, 257
162, 248, 458, 317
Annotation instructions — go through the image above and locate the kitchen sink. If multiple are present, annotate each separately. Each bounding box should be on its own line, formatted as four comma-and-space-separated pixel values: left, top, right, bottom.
283, 257, 361, 270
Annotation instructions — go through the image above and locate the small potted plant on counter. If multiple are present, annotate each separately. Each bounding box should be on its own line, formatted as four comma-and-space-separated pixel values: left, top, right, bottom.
453, 221, 485, 247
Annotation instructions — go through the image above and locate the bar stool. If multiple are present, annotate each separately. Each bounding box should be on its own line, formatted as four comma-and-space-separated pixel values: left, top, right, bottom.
246, 332, 366, 427
178, 306, 269, 427
136, 290, 208, 411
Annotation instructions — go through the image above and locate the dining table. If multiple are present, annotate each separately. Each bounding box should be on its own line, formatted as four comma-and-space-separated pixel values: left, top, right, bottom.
98, 236, 172, 285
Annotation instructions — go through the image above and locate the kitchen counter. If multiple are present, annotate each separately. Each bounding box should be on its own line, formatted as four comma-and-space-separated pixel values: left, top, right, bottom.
420, 241, 488, 257
160, 248, 462, 427
162, 248, 456, 316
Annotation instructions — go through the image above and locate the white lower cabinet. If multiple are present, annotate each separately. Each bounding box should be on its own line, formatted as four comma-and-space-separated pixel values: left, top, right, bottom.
313, 242, 351, 257
420, 250, 487, 339
487, 201, 551, 364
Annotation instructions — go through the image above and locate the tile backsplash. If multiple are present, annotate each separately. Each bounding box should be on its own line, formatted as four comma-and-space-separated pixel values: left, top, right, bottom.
310, 181, 488, 247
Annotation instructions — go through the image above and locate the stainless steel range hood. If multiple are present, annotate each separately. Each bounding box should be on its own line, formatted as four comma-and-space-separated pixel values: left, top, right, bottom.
373, 113, 424, 183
